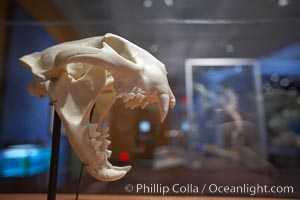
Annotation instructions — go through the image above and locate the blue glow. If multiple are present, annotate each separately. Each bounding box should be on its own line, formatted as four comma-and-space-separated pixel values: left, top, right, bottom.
259, 41, 300, 76
139, 121, 151, 132
181, 121, 190, 132
0, 145, 51, 177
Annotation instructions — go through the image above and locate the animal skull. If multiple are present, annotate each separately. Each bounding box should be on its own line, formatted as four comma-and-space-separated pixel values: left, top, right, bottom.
19, 33, 175, 181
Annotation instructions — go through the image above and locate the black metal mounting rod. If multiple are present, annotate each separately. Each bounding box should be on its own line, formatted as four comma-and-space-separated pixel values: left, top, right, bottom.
47, 111, 62, 200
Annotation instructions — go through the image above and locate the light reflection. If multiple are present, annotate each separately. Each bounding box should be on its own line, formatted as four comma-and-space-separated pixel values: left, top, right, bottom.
280, 78, 289, 87
150, 44, 159, 53
270, 73, 279, 82
143, 0, 153, 8
225, 44, 235, 53
164, 0, 174, 6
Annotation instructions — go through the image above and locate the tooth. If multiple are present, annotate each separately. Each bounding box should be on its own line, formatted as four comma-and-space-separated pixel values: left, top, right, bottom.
141, 101, 149, 109
125, 100, 135, 109
122, 93, 135, 103
89, 130, 101, 138
102, 144, 109, 150
91, 138, 102, 150
104, 139, 111, 145
106, 162, 131, 172
128, 93, 135, 99
106, 162, 132, 172
125, 103, 131, 109
158, 93, 170, 122
86, 163, 128, 182
150, 99, 155, 104
103, 126, 109, 134
106, 150, 112, 158
170, 98, 176, 109
117, 92, 127, 98
136, 94, 144, 103
130, 104, 138, 110
129, 105, 135, 110
96, 151, 106, 162
97, 166, 127, 181
169, 90, 176, 109
89, 123, 98, 131
112, 165, 131, 172
102, 128, 110, 138
123, 94, 131, 103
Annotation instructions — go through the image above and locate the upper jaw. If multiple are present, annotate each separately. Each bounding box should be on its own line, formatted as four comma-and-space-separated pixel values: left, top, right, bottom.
117, 91, 171, 122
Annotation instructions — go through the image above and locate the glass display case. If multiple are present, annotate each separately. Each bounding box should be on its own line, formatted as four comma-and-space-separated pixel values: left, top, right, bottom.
185, 59, 267, 161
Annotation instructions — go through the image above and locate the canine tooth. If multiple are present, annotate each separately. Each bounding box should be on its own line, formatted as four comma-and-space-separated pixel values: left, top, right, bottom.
112, 165, 131, 172
97, 166, 127, 181
158, 93, 170, 122
106, 162, 132, 172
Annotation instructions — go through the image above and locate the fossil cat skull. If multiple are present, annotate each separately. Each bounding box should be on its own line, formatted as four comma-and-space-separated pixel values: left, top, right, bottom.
19, 33, 175, 181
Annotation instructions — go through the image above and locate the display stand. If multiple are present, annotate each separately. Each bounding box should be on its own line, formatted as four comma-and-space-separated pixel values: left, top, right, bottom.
47, 111, 61, 200
47, 111, 83, 200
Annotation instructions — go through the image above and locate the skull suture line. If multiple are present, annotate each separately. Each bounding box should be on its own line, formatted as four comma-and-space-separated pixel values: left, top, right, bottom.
19, 33, 176, 181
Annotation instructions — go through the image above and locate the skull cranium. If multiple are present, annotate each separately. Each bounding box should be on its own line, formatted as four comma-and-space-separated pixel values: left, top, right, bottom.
19, 33, 175, 181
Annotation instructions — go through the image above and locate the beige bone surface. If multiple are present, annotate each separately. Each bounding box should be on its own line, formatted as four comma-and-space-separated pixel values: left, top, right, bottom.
19, 33, 175, 181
